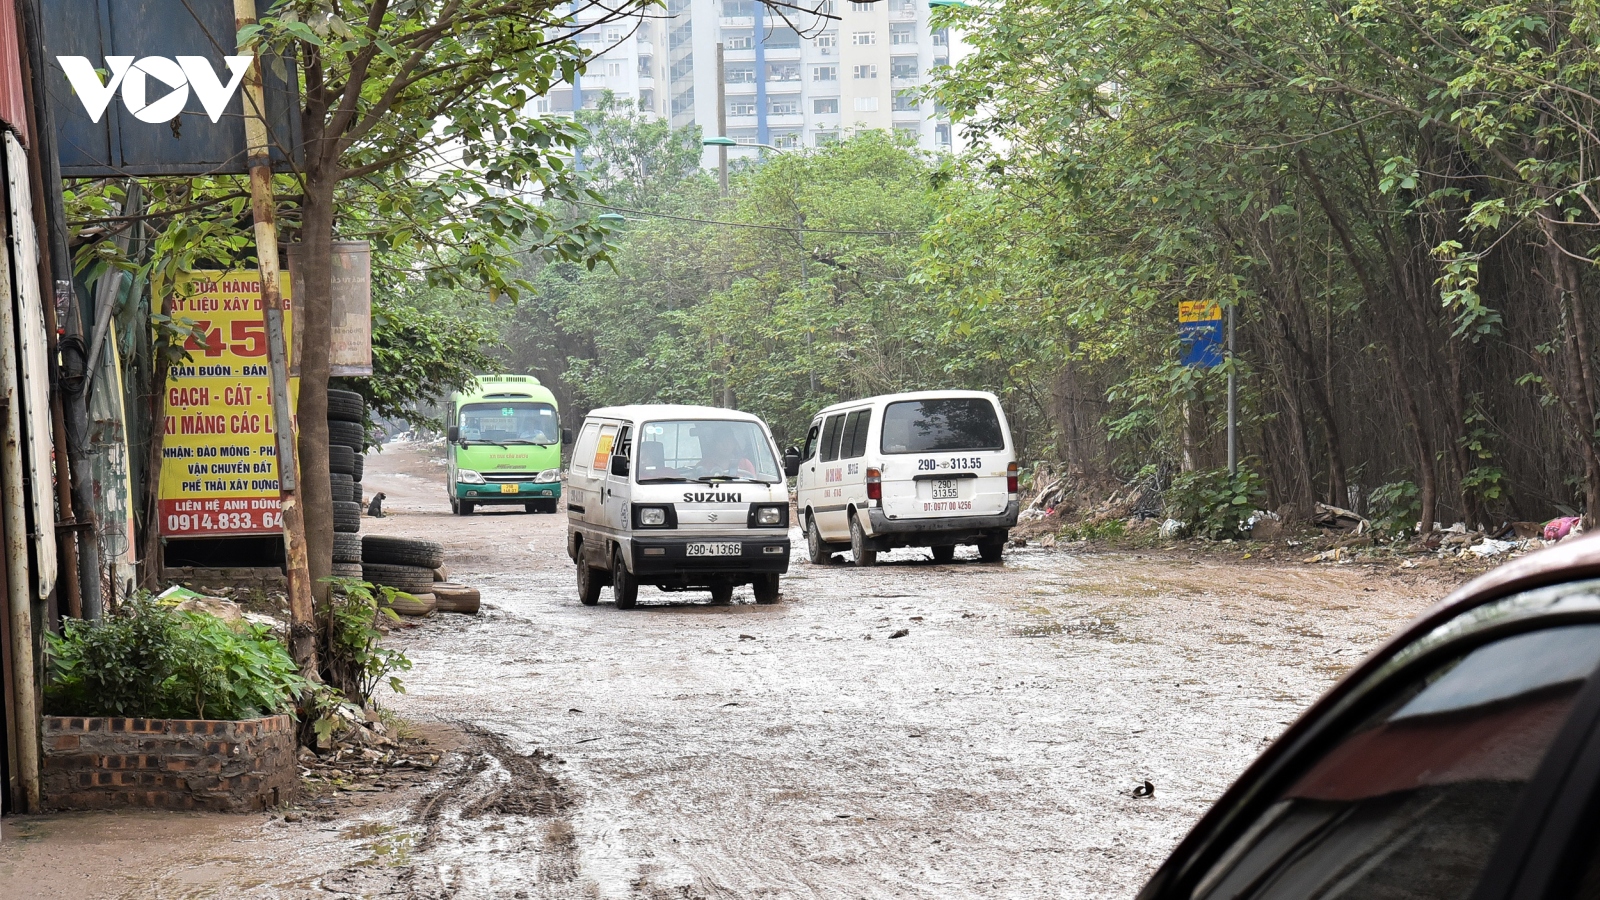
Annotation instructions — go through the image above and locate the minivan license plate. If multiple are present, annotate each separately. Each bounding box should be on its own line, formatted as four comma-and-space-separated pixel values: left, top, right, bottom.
687, 542, 742, 557
931, 479, 959, 499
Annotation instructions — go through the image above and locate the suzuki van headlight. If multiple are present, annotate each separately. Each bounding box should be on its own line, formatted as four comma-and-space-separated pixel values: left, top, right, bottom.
747, 503, 788, 527
458, 469, 486, 485
640, 508, 666, 526
757, 507, 782, 526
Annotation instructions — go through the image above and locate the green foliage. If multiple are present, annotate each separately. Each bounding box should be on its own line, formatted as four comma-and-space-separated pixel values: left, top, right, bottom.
1369, 481, 1422, 536
1059, 518, 1127, 542
1166, 468, 1266, 540
44, 594, 305, 720
319, 578, 413, 708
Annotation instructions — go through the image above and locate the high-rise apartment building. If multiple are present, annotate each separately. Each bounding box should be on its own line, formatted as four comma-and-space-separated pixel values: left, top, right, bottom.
541, 0, 960, 162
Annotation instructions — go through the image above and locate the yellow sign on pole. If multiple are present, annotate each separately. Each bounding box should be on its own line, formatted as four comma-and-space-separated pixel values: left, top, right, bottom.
158, 270, 296, 537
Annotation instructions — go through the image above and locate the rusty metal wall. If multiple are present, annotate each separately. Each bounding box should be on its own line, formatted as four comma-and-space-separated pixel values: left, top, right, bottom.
0, 1, 27, 145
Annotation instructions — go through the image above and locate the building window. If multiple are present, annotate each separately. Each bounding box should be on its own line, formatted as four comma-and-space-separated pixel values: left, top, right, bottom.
931, 27, 949, 46
893, 90, 918, 111
814, 97, 839, 114
726, 65, 757, 83
853, 64, 878, 79
606, 28, 622, 42
853, 96, 879, 111
726, 33, 753, 50
890, 23, 915, 44
735, 133, 758, 144
850, 1, 874, 10
770, 99, 800, 115
638, 58, 652, 75
729, 101, 756, 116
852, 31, 877, 45
724, 0, 755, 15
814, 0, 837, 12
896, 126, 919, 142
533, 96, 551, 113
891, 57, 918, 79
768, 28, 802, 49
639, 89, 654, 110
817, 130, 841, 145
608, 61, 623, 77
773, 131, 800, 149
815, 33, 837, 52
813, 65, 838, 81
768, 62, 801, 81
671, 87, 695, 116
935, 123, 951, 145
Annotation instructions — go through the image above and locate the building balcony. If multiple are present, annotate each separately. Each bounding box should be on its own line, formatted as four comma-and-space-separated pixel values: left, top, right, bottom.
763, 45, 802, 60
639, 75, 655, 89
891, 7, 917, 20
720, 15, 754, 27
726, 114, 758, 127
766, 79, 803, 92
725, 81, 758, 94
767, 113, 805, 126
724, 47, 755, 61
891, 76, 920, 89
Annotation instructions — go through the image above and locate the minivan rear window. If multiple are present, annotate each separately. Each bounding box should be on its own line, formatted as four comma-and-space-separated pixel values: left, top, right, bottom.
880, 399, 1005, 454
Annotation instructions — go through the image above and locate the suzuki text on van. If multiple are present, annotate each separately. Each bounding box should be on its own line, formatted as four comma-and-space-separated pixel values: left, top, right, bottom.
566, 405, 795, 608
794, 390, 1019, 565
445, 375, 571, 515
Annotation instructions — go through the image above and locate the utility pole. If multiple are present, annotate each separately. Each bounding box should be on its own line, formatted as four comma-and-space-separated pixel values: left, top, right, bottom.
1226, 301, 1237, 476
716, 42, 728, 196
235, 0, 317, 677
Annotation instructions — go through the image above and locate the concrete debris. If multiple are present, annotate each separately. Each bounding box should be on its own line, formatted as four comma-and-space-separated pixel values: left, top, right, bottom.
1159, 518, 1185, 539
1312, 503, 1369, 535
1467, 538, 1518, 558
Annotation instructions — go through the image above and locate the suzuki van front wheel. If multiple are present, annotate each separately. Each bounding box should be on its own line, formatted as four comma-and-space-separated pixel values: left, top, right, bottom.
850, 518, 877, 567
612, 552, 639, 610
753, 574, 780, 604
577, 561, 602, 606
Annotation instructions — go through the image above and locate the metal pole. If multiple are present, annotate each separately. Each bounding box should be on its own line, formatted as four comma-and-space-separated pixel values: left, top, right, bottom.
716, 42, 728, 196
1226, 301, 1237, 477
236, 0, 317, 677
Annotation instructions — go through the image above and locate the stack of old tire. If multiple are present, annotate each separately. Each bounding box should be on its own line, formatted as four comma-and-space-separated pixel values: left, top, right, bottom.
328, 389, 367, 580
360, 536, 479, 615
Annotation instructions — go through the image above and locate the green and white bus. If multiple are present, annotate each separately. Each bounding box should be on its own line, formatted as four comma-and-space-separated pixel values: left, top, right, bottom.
445, 375, 570, 515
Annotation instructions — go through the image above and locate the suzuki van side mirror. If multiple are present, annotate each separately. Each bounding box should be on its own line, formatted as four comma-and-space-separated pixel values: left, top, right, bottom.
610, 454, 630, 477
783, 447, 801, 478
562, 428, 574, 445
447, 426, 460, 443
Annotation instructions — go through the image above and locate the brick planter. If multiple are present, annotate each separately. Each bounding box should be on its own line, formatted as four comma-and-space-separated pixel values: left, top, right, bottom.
40, 715, 297, 812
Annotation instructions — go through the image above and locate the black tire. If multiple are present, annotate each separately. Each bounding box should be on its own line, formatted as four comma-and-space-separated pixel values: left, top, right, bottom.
709, 582, 733, 605
806, 515, 834, 565
612, 551, 638, 609
326, 389, 366, 423
850, 517, 877, 567
331, 562, 364, 579
433, 582, 480, 614
979, 539, 1005, 563
363, 562, 436, 595
353, 453, 365, 481
333, 533, 364, 564
328, 419, 367, 450
458, 500, 476, 516
524, 502, 538, 514
351, 481, 363, 503
753, 574, 781, 604
363, 535, 445, 569
330, 473, 355, 503
577, 560, 602, 606
329, 444, 356, 476
538, 498, 559, 514
931, 545, 956, 564
333, 500, 362, 533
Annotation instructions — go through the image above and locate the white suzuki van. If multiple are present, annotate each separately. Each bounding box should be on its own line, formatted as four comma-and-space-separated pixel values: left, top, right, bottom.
793, 390, 1019, 565
566, 405, 796, 608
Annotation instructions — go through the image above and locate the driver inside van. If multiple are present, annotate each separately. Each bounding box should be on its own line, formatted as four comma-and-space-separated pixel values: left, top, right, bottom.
692, 427, 758, 478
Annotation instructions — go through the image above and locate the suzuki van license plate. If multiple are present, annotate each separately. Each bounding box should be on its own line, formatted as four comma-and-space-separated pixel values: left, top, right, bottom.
687, 542, 742, 557
931, 479, 960, 499
500, 484, 519, 494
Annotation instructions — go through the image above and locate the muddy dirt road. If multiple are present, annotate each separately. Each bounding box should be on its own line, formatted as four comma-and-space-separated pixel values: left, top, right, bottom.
0, 442, 1469, 899
348, 443, 1461, 898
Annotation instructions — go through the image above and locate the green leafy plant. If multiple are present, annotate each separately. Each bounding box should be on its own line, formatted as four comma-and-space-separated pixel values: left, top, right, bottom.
44, 593, 306, 720
1165, 467, 1265, 540
1059, 518, 1127, 542
1368, 481, 1422, 537
319, 578, 413, 707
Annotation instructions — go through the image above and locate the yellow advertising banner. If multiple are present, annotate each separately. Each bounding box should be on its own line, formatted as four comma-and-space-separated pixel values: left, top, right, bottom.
1178, 300, 1223, 323
158, 271, 296, 537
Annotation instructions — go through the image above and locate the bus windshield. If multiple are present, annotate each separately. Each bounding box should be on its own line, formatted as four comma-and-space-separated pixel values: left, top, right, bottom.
458, 402, 559, 444
634, 420, 782, 483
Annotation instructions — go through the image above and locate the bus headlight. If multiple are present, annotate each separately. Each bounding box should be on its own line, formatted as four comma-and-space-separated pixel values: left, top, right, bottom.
458, 469, 486, 485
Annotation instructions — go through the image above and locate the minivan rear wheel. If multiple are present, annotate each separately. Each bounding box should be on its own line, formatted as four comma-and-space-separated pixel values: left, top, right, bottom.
577, 559, 602, 606
806, 515, 833, 565
978, 538, 1005, 563
612, 551, 639, 609
931, 545, 956, 564
850, 518, 877, 567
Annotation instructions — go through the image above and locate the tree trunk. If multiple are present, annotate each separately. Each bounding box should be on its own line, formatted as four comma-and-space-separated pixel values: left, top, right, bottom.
297, 176, 337, 611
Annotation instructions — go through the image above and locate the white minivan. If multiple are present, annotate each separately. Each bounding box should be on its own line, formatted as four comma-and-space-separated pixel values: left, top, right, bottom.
566, 405, 796, 608
793, 390, 1019, 565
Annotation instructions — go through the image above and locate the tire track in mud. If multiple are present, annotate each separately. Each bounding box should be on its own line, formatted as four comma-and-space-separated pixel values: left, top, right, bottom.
319, 728, 585, 899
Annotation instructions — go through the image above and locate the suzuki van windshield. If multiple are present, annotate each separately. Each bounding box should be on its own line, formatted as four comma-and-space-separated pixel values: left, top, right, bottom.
458, 402, 560, 445
634, 420, 782, 484
880, 398, 1006, 454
